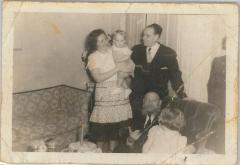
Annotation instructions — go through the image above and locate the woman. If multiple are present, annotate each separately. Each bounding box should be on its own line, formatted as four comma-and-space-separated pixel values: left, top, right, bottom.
85, 29, 132, 152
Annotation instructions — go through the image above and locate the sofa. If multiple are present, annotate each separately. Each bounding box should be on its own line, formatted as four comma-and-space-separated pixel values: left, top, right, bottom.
12, 85, 91, 152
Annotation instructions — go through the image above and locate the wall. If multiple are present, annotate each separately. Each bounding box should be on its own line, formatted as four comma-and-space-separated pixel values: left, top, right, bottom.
125, 13, 146, 48
13, 13, 125, 93
176, 15, 226, 101
14, 13, 226, 102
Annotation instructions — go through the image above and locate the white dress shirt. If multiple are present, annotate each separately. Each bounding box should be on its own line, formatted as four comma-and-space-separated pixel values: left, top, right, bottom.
144, 114, 155, 128
146, 42, 160, 63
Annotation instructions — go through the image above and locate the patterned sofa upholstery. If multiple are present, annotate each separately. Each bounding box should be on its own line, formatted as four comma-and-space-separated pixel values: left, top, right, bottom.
12, 85, 91, 152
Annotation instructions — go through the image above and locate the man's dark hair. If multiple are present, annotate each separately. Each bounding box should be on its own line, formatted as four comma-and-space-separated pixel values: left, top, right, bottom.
146, 23, 163, 37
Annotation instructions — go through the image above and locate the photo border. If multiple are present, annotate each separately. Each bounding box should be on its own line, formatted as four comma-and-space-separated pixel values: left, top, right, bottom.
1, 2, 238, 164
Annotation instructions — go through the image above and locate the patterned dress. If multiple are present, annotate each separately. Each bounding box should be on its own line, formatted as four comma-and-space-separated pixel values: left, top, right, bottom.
87, 49, 132, 142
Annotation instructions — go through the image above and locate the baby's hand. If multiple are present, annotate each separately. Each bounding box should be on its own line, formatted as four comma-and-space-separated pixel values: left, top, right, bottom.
116, 63, 128, 72
118, 72, 129, 78
119, 64, 133, 73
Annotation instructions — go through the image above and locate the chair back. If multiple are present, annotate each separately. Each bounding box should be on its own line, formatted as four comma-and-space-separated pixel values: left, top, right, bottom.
164, 97, 220, 145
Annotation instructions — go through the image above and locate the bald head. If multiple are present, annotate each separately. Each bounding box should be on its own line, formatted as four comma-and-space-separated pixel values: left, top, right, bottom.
142, 92, 161, 115
144, 92, 160, 101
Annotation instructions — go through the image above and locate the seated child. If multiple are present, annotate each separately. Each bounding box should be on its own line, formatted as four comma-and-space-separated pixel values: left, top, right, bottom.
142, 107, 195, 154
111, 30, 135, 97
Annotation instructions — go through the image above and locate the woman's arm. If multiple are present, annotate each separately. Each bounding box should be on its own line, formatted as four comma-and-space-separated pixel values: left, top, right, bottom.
90, 67, 118, 83
142, 135, 153, 153
142, 128, 156, 153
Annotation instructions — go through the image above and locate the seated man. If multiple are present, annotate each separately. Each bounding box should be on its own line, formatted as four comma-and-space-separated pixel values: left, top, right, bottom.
114, 92, 162, 153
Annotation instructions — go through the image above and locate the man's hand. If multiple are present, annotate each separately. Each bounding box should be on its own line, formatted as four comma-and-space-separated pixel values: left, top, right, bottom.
129, 130, 141, 141
126, 137, 135, 147
126, 128, 141, 147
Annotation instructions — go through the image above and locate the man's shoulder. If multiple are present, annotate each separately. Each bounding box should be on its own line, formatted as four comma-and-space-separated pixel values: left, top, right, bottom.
212, 55, 226, 64
132, 44, 145, 51
159, 44, 177, 56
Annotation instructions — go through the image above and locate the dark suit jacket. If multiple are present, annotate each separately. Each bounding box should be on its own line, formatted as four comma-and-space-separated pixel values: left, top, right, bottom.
207, 55, 226, 153
131, 44, 187, 99
130, 114, 159, 153
207, 55, 226, 113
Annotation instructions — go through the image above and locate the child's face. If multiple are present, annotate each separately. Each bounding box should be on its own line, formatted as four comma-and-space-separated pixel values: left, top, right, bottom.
113, 34, 126, 48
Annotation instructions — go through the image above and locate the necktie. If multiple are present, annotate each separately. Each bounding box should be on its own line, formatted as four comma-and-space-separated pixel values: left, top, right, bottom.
145, 114, 152, 128
147, 47, 152, 63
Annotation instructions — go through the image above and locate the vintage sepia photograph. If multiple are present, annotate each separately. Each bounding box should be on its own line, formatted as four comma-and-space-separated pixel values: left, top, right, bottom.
1, 2, 238, 164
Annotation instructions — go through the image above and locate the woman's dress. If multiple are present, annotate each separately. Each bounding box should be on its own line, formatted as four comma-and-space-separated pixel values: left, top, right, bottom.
87, 49, 132, 141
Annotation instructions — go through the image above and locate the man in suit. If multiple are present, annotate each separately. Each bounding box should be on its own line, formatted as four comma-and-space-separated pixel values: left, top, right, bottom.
114, 92, 162, 153
207, 37, 226, 154
130, 23, 187, 130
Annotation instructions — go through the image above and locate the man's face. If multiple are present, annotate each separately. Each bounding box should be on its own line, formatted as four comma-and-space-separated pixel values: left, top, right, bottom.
142, 92, 161, 115
142, 27, 159, 47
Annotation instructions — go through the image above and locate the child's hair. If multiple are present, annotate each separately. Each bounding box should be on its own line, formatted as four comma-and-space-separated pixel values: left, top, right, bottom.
112, 30, 126, 40
159, 107, 185, 131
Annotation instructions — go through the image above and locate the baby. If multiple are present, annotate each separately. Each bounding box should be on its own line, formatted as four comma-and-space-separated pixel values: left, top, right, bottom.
142, 107, 195, 154
111, 30, 135, 97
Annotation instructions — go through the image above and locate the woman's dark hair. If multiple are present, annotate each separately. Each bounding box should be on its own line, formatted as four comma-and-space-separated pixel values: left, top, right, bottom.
84, 29, 106, 57
159, 107, 185, 131
82, 29, 106, 82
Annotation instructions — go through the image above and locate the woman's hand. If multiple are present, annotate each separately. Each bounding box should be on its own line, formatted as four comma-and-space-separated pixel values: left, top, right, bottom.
116, 62, 132, 73
90, 67, 118, 83
113, 51, 125, 61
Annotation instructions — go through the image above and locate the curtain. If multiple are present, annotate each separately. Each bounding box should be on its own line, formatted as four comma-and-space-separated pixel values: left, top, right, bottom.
125, 13, 146, 48
176, 15, 226, 102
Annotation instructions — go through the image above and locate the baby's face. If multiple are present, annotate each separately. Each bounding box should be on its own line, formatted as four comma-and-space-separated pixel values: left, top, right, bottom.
113, 34, 126, 48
